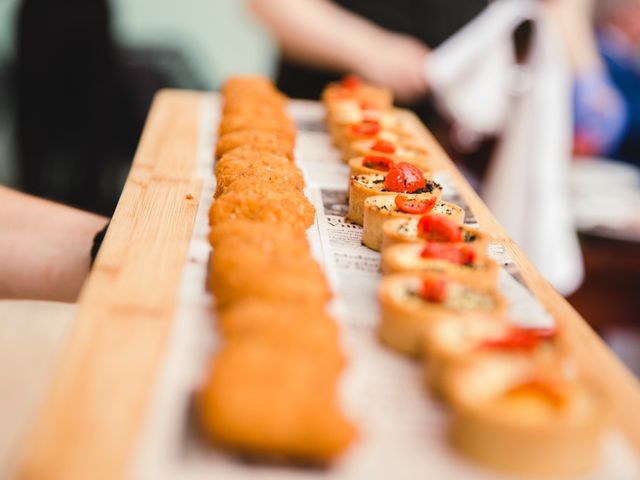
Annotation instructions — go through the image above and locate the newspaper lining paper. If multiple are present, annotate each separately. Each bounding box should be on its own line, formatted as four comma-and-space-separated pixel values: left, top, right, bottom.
133, 95, 639, 480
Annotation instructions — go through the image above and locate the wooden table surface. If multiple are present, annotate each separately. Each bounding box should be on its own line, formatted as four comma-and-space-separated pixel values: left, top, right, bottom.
10, 90, 640, 480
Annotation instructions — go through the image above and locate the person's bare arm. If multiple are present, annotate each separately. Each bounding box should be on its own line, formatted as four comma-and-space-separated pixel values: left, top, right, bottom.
249, 0, 429, 103
546, 0, 602, 73
0, 186, 108, 302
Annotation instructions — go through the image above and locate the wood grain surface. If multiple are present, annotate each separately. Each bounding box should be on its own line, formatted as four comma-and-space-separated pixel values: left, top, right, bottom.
17, 90, 203, 480
16, 91, 640, 480
400, 109, 640, 453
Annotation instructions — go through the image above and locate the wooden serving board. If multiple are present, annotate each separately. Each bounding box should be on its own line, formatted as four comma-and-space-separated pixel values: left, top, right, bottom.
16, 89, 640, 480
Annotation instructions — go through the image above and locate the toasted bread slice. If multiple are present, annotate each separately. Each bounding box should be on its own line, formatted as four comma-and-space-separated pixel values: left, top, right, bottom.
380, 242, 499, 288
347, 174, 441, 226
346, 138, 432, 167
446, 355, 609, 476
362, 195, 464, 251
378, 273, 506, 356
347, 156, 431, 179
422, 316, 558, 397
381, 217, 487, 252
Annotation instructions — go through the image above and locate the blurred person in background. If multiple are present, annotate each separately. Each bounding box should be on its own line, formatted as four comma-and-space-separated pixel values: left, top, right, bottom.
250, 0, 488, 127
0, 186, 108, 301
14, 0, 179, 216
572, 0, 640, 166
15, 0, 138, 216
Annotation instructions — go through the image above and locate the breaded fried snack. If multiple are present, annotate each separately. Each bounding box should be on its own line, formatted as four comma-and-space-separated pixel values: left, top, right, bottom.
208, 219, 310, 254
214, 151, 304, 198
209, 185, 315, 231
221, 75, 279, 96
378, 273, 506, 356
218, 113, 296, 143
197, 340, 356, 463
209, 243, 331, 307
222, 100, 289, 117
217, 299, 342, 359
215, 130, 295, 161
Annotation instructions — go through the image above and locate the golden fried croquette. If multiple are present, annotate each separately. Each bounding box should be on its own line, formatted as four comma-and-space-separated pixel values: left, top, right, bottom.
221, 102, 291, 120
215, 143, 290, 167
216, 300, 343, 362
209, 239, 331, 307
218, 114, 296, 142
214, 151, 304, 198
221, 75, 279, 96
209, 186, 315, 231
208, 219, 310, 253
197, 339, 356, 463
216, 177, 305, 201
215, 130, 295, 160
210, 267, 331, 308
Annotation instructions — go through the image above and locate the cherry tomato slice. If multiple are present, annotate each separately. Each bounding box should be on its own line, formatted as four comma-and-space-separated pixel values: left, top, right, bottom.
372, 139, 396, 153
359, 99, 377, 110
417, 214, 462, 242
383, 162, 426, 193
419, 243, 476, 265
395, 195, 437, 214
342, 74, 362, 90
362, 155, 395, 172
482, 327, 557, 350
419, 277, 448, 303
351, 121, 381, 136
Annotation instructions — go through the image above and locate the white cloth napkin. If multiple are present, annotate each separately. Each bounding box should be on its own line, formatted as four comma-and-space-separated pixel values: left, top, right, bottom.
424, 0, 584, 295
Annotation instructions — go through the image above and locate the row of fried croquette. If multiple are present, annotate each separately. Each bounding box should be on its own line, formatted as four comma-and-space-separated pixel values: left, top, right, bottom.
209, 77, 313, 231
197, 76, 356, 465
322, 76, 608, 476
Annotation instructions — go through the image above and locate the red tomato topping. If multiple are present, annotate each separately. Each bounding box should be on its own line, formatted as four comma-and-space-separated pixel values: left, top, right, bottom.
342, 74, 362, 90
372, 139, 396, 153
482, 327, 556, 350
351, 121, 381, 136
420, 243, 476, 265
420, 277, 448, 303
362, 155, 395, 172
395, 195, 437, 214
383, 162, 426, 193
417, 215, 462, 242
360, 99, 377, 110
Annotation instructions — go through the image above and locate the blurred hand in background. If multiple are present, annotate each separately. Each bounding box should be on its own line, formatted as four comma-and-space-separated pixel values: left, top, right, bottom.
250, 0, 430, 103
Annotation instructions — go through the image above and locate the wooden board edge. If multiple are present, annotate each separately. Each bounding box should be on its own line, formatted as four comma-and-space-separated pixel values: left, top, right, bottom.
398, 109, 640, 452
16, 89, 205, 480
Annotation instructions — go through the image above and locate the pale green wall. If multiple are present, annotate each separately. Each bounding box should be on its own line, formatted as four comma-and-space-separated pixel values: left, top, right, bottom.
0, 0, 277, 88
0, 0, 276, 185
110, 0, 276, 89
0, 0, 19, 64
